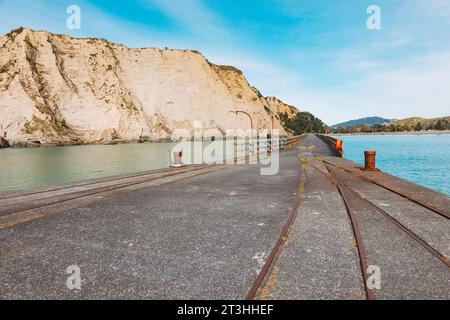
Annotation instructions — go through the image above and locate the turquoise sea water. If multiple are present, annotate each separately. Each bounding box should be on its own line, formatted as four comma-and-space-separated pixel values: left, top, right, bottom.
338, 134, 450, 195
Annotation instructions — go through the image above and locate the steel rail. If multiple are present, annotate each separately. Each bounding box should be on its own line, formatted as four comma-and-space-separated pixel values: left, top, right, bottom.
325, 163, 449, 267
0, 165, 205, 203
324, 164, 375, 300
0, 166, 227, 230
315, 162, 449, 268
246, 163, 305, 300
0, 165, 228, 230
341, 184, 450, 268
323, 160, 450, 220
0, 164, 218, 219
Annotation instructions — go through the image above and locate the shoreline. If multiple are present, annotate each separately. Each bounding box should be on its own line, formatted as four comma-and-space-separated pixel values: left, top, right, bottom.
0, 135, 294, 150
332, 130, 450, 137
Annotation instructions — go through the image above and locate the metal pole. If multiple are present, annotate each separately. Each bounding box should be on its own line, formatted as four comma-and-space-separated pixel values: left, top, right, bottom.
229, 110, 254, 154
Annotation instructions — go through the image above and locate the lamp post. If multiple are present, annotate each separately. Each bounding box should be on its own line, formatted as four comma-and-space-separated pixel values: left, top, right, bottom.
229, 110, 255, 154
229, 110, 253, 131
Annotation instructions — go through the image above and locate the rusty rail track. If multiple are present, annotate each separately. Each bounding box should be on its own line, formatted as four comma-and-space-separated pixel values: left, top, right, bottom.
323, 160, 450, 220
324, 163, 450, 272
246, 162, 305, 300
341, 184, 450, 268
0, 164, 229, 229
283, 135, 305, 149
0, 165, 214, 213
0, 165, 205, 203
324, 164, 375, 300
245, 136, 309, 299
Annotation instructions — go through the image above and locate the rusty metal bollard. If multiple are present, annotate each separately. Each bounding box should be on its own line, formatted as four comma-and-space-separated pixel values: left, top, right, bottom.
363, 151, 380, 171
171, 151, 184, 168
335, 139, 344, 157
336, 139, 343, 152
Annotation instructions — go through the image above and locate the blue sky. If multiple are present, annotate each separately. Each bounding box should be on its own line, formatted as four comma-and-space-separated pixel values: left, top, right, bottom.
1, 0, 449, 124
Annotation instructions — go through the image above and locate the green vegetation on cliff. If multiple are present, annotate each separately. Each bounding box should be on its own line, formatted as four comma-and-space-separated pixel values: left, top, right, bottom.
280, 111, 327, 134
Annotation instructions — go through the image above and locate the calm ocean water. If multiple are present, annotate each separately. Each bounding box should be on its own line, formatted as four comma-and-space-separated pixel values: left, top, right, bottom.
0, 141, 234, 193
338, 134, 450, 195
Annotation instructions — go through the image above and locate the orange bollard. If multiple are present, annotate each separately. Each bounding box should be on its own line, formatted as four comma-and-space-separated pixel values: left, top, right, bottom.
363, 151, 380, 171
336, 139, 343, 152
335, 139, 344, 157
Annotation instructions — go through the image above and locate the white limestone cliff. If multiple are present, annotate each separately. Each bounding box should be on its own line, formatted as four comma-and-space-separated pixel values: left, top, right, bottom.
0, 28, 299, 146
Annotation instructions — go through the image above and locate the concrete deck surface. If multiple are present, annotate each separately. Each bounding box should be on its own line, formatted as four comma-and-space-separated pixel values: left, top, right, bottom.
0, 134, 448, 300
0, 149, 301, 299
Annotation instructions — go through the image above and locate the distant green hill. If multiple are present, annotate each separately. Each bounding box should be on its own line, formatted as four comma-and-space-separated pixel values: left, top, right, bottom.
332, 116, 450, 133
332, 117, 393, 128
394, 116, 450, 128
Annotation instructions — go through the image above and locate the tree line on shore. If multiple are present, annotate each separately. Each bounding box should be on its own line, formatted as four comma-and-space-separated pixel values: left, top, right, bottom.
279, 111, 328, 135
276, 111, 449, 135
333, 119, 450, 134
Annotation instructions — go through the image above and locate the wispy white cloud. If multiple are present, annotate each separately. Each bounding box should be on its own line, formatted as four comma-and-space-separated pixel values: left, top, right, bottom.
0, 0, 176, 48
210, 50, 306, 97
412, 0, 450, 20
141, 0, 231, 44
290, 49, 450, 125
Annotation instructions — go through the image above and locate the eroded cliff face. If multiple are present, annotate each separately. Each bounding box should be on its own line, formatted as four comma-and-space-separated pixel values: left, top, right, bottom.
0, 28, 299, 146
266, 97, 298, 119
